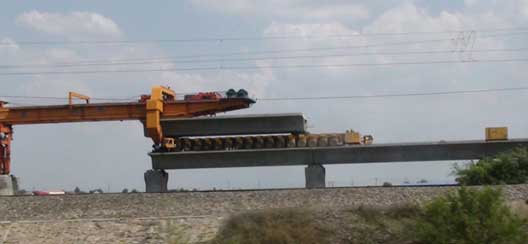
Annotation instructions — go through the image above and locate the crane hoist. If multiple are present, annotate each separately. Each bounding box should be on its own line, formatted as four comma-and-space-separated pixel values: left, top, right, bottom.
0, 86, 255, 175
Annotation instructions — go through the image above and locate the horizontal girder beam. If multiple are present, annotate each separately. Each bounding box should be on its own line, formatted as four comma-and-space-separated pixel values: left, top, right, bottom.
0, 98, 253, 125
150, 138, 528, 169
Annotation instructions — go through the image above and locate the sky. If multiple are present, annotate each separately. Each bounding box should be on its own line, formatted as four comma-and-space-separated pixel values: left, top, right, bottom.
1, 0, 527, 192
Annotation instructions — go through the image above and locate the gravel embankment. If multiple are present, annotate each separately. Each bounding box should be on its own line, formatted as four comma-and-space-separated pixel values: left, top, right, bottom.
1, 185, 527, 243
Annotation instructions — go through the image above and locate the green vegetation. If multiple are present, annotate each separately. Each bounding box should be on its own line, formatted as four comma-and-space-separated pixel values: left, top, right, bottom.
416, 187, 527, 244
207, 187, 528, 244
200, 150, 528, 243
455, 147, 528, 185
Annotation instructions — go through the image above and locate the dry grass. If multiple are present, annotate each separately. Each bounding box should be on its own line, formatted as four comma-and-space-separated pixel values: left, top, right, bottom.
206, 205, 421, 244
208, 208, 330, 244
345, 205, 420, 244
509, 200, 528, 220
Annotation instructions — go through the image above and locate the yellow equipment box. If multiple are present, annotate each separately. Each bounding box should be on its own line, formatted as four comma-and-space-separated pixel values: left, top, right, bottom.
485, 127, 508, 141
344, 130, 361, 144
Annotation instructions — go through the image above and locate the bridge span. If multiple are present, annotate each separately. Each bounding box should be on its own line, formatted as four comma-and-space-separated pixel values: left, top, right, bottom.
146, 138, 528, 191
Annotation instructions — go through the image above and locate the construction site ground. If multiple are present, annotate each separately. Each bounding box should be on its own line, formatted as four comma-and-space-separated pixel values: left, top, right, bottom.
1, 185, 528, 244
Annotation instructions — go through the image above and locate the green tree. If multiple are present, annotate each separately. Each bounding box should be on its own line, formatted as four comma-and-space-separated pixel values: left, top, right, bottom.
416, 187, 527, 244
455, 147, 528, 185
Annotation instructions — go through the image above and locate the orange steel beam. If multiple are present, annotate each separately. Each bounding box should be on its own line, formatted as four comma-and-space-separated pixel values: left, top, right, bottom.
0, 98, 253, 125
0, 86, 255, 175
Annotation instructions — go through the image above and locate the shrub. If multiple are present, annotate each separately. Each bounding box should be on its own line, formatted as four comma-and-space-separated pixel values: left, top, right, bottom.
382, 182, 393, 187
210, 208, 329, 244
455, 147, 528, 185
416, 187, 527, 244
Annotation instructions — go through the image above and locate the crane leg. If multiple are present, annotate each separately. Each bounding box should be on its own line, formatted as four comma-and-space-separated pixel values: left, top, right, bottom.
0, 124, 12, 175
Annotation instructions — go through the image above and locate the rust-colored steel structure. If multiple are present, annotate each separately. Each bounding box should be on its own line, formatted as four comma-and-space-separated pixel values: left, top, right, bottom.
0, 86, 254, 175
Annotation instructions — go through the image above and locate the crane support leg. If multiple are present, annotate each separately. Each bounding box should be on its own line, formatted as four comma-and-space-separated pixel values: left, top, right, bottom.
146, 86, 177, 146
0, 124, 12, 175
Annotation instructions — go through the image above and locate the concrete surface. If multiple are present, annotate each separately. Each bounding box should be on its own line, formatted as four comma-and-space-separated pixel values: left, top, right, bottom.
156, 113, 307, 137
144, 170, 168, 193
305, 165, 326, 188
150, 138, 528, 169
0, 175, 14, 196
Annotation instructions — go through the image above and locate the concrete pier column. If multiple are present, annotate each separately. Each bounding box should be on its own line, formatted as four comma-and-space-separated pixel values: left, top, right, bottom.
305, 164, 325, 188
0, 175, 14, 196
144, 169, 168, 193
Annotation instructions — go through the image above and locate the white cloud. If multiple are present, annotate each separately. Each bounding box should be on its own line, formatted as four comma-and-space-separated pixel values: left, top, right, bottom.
522, 0, 528, 17
16, 11, 122, 39
191, 0, 369, 20
297, 4, 369, 20
262, 22, 370, 72
264, 22, 359, 37
464, 0, 478, 7
0, 38, 19, 56
366, 3, 466, 33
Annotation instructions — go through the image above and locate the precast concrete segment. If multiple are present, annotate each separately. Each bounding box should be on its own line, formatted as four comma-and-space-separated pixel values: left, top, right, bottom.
150, 138, 528, 169
155, 113, 307, 137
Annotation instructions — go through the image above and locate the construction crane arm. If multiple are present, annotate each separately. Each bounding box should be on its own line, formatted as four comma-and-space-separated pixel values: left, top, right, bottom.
0, 98, 252, 125
0, 86, 255, 175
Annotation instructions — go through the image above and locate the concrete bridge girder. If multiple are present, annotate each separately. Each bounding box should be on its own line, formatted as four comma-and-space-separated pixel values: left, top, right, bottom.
146, 139, 528, 192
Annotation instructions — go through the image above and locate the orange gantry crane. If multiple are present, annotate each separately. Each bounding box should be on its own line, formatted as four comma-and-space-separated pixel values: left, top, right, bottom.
0, 86, 255, 175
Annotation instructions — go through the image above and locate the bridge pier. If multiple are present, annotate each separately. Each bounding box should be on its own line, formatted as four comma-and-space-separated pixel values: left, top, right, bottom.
144, 169, 168, 193
0, 175, 16, 196
305, 164, 326, 188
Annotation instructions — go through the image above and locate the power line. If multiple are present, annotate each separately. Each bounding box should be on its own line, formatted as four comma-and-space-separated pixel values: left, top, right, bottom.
2, 86, 527, 105
1, 47, 526, 69
0, 58, 526, 76
211, 31, 527, 57
257, 87, 528, 101
3, 27, 527, 46
4, 31, 522, 66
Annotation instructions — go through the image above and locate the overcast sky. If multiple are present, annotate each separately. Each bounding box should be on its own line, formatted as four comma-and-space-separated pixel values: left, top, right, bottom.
1, 1, 527, 192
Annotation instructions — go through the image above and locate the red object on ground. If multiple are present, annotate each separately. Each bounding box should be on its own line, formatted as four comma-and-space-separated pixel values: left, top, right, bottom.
32, 191, 50, 196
